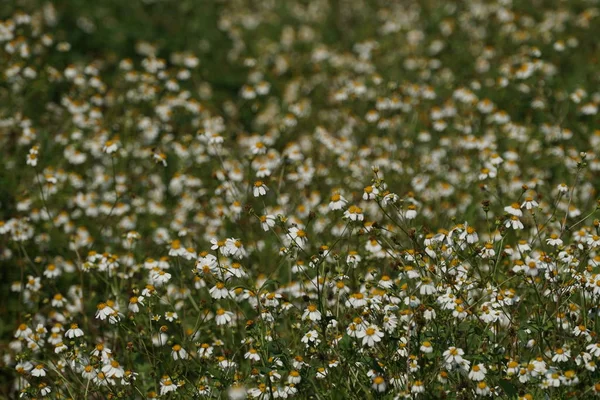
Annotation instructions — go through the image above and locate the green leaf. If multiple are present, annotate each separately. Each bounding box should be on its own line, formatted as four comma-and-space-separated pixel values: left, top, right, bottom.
497, 379, 518, 398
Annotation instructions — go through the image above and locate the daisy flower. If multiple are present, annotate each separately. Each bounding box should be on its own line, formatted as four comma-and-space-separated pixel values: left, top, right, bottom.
14, 324, 32, 339
31, 364, 46, 377
459, 225, 478, 244
363, 185, 379, 200
504, 203, 523, 217
287, 226, 308, 247
244, 348, 261, 362
103, 138, 119, 154
328, 193, 347, 210
164, 311, 178, 322
302, 304, 322, 321
475, 381, 491, 396
346, 293, 368, 308
95, 302, 116, 321
382, 192, 399, 206
315, 367, 328, 379
288, 370, 301, 384
377, 275, 393, 289
215, 308, 234, 326
259, 215, 276, 231
521, 196, 539, 210
586, 343, 600, 357
344, 205, 364, 221
26, 145, 39, 167
209, 282, 230, 299
301, 330, 320, 347
546, 234, 563, 247
505, 216, 524, 230
443, 346, 466, 367
357, 325, 384, 347
102, 360, 125, 378
468, 364, 487, 381
153, 152, 167, 166
253, 181, 268, 197
198, 343, 214, 359
420, 341, 433, 353
372, 376, 386, 392
404, 204, 417, 220
65, 323, 84, 338
128, 296, 144, 313
160, 376, 178, 396
171, 344, 188, 360
411, 380, 425, 394
151, 268, 171, 286
552, 347, 570, 363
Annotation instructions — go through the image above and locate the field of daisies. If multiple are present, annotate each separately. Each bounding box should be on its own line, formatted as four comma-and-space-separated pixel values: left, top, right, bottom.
2, 0, 600, 398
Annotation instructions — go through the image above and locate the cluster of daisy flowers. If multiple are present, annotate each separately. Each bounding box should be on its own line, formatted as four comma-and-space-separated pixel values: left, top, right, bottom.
2, 0, 600, 398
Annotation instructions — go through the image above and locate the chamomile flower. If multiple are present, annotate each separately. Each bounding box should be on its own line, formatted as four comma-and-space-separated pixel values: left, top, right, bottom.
259, 215, 276, 231
244, 348, 261, 362
15, 324, 32, 339
357, 325, 384, 347
301, 330, 320, 347
215, 308, 234, 326
505, 216, 524, 230
128, 296, 144, 313
160, 376, 178, 396
552, 347, 571, 363
287, 226, 308, 247
153, 152, 167, 166
150, 268, 171, 286
504, 203, 523, 217
198, 343, 214, 359
475, 381, 491, 396
95, 302, 116, 321
443, 346, 466, 368
253, 181, 268, 197
468, 364, 487, 381
287, 370, 301, 384
411, 380, 425, 394
557, 183, 569, 193
346, 292, 368, 308
372, 376, 386, 392
26, 145, 39, 166
344, 205, 364, 221
164, 311, 179, 322
65, 323, 84, 338
459, 225, 479, 244
420, 341, 433, 353
404, 204, 418, 220
103, 138, 119, 154
521, 197, 539, 210
210, 282, 230, 299
171, 344, 188, 360
363, 185, 379, 200
302, 304, 322, 321
546, 234, 563, 247
102, 360, 125, 378
329, 193, 347, 210
31, 364, 46, 377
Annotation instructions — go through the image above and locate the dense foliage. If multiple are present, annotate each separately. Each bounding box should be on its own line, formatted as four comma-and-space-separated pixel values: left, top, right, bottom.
2, 0, 600, 398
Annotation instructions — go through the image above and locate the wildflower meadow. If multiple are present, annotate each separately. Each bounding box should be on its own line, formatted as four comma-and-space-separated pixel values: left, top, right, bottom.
2, 0, 600, 398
